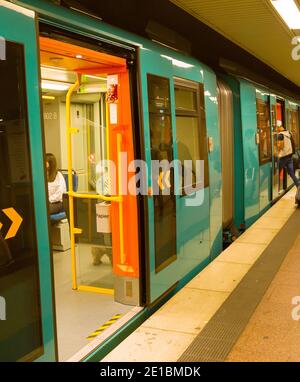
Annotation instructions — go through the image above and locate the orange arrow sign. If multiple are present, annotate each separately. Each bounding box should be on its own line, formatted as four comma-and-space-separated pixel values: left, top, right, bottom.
1, 208, 23, 240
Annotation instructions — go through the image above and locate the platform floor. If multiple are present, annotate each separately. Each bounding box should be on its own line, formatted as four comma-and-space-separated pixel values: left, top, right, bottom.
53, 248, 131, 361
102, 188, 300, 362
226, 226, 300, 361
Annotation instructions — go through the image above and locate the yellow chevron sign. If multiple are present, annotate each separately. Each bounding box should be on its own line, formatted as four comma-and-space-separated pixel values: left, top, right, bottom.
0, 208, 23, 240
158, 170, 171, 191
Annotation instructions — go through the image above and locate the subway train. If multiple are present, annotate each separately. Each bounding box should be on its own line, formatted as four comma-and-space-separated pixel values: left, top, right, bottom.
0, 0, 299, 361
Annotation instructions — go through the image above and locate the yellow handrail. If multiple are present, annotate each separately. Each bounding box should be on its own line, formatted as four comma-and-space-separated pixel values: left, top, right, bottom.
68, 191, 122, 203
66, 74, 81, 290
66, 76, 126, 291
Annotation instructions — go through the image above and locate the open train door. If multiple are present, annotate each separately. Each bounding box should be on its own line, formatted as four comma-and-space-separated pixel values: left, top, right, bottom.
0, 2, 56, 361
270, 95, 280, 199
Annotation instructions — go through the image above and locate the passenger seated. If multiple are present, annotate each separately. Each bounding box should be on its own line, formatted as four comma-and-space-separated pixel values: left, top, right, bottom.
46, 153, 67, 215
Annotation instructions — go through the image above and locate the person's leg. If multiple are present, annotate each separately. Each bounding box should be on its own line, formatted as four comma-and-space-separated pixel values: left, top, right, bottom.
279, 156, 288, 173
286, 157, 299, 187
279, 157, 287, 190
103, 232, 112, 264
91, 246, 102, 265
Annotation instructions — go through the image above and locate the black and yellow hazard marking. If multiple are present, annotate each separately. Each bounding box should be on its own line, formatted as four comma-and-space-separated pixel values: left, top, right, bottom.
87, 314, 122, 340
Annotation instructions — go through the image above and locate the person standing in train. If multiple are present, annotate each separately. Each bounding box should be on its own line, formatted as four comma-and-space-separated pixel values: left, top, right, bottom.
46, 153, 67, 214
276, 126, 299, 188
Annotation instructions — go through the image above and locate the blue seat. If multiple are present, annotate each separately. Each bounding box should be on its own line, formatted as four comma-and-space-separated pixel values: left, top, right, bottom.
50, 170, 78, 223
62, 171, 78, 193
50, 211, 67, 222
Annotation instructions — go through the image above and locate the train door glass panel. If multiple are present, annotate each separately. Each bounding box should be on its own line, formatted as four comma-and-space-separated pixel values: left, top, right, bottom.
0, 41, 43, 361
69, 98, 114, 289
287, 108, 300, 149
256, 99, 271, 165
174, 77, 210, 273
43, 82, 113, 292
271, 104, 280, 196
147, 74, 177, 273
276, 100, 286, 191
174, 79, 208, 192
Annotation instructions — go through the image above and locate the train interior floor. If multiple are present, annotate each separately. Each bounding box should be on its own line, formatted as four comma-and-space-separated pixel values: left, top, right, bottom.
53, 247, 132, 361
103, 187, 300, 362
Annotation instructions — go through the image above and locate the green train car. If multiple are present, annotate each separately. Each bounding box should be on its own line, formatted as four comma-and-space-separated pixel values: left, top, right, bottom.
0, 0, 299, 361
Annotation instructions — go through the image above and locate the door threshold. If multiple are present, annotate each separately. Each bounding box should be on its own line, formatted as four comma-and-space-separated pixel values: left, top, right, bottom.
66, 306, 144, 362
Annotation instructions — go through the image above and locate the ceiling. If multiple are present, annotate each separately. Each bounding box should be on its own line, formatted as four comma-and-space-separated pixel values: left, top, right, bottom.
39, 37, 126, 74
170, 0, 300, 87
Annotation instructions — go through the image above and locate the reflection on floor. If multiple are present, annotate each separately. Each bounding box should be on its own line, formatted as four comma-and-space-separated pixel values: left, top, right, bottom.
76, 243, 114, 289
53, 249, 131, 361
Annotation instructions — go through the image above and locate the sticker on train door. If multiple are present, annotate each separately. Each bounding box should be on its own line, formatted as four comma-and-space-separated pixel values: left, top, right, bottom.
107, 74, 119, 124
109, 103, 118, 124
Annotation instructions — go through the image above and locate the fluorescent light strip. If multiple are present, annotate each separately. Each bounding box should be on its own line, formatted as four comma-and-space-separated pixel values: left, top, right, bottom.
271, 0, 300, 29
41, 66, 68, 73
161, 54, 194, 68
42, 95, 56, 100
41, 80, 71, 91
85, 74, 107, 81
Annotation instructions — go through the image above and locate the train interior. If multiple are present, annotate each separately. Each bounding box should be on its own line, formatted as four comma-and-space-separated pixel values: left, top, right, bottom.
39, 36, 138, 360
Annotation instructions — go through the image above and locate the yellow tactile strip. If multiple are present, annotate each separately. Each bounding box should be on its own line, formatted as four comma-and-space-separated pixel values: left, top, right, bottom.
87, 314, 122, 341
102, 189, 297, 362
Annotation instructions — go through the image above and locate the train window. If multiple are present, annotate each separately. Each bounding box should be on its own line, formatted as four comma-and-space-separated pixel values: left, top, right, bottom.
256, 99, 272, 164
287, 109, 300, 149
271, 104, 277, 132
0, 41, 43, 360
174, 78, 208, 192
147, 74, 177, 273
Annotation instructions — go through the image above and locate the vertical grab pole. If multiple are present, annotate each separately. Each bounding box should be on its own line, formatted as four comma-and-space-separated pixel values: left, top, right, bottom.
106, 101, 110, 161
117, 133, 125, 265
66, 73, 81, 290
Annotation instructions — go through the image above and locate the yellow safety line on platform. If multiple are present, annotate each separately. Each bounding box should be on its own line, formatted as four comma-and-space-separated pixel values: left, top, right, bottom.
78, 285, 114, 295
87, 314, 122, 340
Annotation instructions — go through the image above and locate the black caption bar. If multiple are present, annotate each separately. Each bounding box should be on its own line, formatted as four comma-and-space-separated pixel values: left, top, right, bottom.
0, 362, 300, 379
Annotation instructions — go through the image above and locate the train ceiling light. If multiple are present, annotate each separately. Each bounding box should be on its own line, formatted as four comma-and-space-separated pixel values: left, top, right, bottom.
271, 0, 300, 29
41, 80, 71, 91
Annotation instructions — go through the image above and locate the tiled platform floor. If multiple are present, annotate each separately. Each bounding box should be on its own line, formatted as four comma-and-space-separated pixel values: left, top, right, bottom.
103, 188, 298, 362
226, 232, 300, 362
